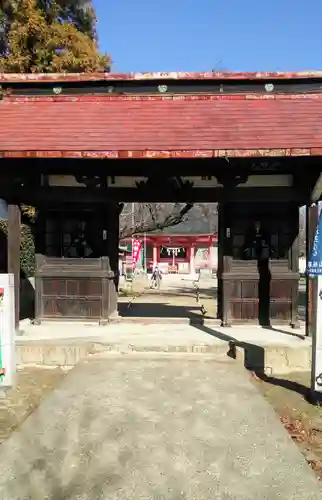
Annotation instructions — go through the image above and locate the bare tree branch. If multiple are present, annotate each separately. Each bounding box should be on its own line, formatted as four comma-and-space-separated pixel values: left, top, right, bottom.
119, 202, 218, 239
119, 202, 194, 239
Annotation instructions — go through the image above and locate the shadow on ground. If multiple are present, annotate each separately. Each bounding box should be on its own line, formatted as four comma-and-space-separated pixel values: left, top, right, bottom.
152, 286, 218, 300
118, 302, 217, 320
255, 372, 309, 398
193, 323, 266, 370
192, 323, 311, 401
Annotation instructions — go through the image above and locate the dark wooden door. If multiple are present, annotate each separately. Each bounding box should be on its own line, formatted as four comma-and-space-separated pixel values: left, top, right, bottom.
221, 201, 299, 326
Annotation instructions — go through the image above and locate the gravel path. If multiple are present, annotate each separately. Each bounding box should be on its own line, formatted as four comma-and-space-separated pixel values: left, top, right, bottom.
0, 355, 320, 499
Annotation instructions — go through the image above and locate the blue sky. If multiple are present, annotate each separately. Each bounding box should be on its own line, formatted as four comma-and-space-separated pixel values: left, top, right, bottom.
94, 0, 322, 73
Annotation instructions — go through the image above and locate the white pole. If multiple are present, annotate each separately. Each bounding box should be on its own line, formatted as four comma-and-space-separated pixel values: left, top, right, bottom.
131, 202, 135, 270
311, 275, 322, 405
0, 274, 16, 389
309, 201, 322, 405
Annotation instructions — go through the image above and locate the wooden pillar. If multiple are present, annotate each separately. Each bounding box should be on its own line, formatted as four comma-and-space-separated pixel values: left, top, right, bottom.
220, 203, 233, 326
217, 203, 233, 326
217, 204, 223, 320
290, 204, 300, 328
306, 204, 318, 336
7, 204, 21, 329
109, 202, 120, 290
33, 209, 47, 324
217, 203, 233, 323
100, 202, 120, 322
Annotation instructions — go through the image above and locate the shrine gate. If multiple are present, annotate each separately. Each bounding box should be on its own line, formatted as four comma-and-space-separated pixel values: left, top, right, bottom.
1, 71, 322, 328
120, 233, 218, 274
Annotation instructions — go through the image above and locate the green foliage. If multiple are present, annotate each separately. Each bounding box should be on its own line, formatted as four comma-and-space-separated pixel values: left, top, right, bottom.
20, 224, 36, 277
0, 1, 98, 57
0, 0, 109, 73
0, 220, 35, 277
38, 1, 97, 39
21, 204, 37, 224
0, 1, 109, 276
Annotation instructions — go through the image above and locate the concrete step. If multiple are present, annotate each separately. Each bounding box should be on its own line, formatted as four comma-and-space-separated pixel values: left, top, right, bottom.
15, 338, 312, 376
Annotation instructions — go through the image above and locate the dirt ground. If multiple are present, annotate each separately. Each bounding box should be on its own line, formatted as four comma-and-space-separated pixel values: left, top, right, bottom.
252, 371, 322, 480
0, 367, 66, 444
118, 277, 217, 319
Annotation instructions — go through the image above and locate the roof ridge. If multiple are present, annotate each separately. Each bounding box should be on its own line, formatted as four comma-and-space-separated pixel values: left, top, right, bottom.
4, 93, 322, 103
1, 71, 322, 83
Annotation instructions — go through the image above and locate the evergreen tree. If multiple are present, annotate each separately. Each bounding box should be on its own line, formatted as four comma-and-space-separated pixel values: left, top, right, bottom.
0, 0, 108, 72
38, 1, 97, 39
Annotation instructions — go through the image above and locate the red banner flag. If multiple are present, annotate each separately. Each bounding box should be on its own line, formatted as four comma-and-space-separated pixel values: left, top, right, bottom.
132, 239, 142, 266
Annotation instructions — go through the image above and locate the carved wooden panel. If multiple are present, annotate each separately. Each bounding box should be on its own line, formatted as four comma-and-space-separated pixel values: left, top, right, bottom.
241, 281, 258, 298
270, 280, 292, 299
35, 256, 117, 323
43, 298, 101, 319
228, 276, 295, 323
66, 279, 102, 297
220, 200, 299, 325
230, 302, 242, 320
43, 278, 102, 297
43, 279, 66, 295
232, 280, 259, 299
231, 301, 258, 321
270, 301, 292, 322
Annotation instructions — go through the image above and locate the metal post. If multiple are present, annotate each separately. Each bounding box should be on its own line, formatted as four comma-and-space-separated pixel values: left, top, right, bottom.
308, 203, 322, 405
311, 274, 322, 405
0, 274, 16, 388
306, 204, 318, 336
131, 202, 135, 271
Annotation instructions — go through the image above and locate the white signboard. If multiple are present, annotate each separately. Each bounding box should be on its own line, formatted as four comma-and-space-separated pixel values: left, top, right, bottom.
311, 275, 322, 403
165, 247, 183, 256
0, 274, 16, 388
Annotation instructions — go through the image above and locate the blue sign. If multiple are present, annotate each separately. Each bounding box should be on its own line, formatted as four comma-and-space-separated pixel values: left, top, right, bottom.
307, 209, 322, 276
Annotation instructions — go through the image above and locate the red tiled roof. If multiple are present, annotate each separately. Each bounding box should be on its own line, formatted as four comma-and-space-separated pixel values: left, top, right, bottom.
2, 93, 322, 159
1, 70, 322, 82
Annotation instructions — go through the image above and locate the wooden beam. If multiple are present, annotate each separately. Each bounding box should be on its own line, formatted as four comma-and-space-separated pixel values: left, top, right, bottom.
0, 185, 306, 205
7, 204, 20, 329
101, 203, 119, 321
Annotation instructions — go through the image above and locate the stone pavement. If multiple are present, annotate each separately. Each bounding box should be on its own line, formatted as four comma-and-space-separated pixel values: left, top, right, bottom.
0, 355, 320, 499
18, 321, 311, 374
